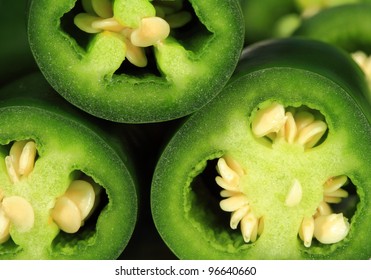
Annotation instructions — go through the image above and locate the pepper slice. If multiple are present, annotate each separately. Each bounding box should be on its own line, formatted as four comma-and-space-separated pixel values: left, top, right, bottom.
151, 38, 371, 259
293, 3, 371, 103
27, 0, 244, 123
0, 73, 138, 259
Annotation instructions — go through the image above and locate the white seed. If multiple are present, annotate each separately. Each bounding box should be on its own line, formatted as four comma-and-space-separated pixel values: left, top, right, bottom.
299, 216, 314, 248
294, 111, 315, 132
224, 156, 245, 177
324, 196, 342, 204
215, 157, 241, 191
323, 175, 348, 194
240, 212, 258, 243
284, 111, 297, 144
124, 37, 148, 67
220, 189, 240, 198
9, 140, 26, 172
64, 180, 95, 221
257, 217, 264, 236
219, 194, 249, 212
91, 0, 113, 18
2, 196, 34, 232
314, 214, 350, 244
251, 103, 287, 138
230, 205, 250, 230
285, 179, 303, 207
5, 156, 19, 183
18, 141, 37, 177
0, 206, 10, 244
316, 201, 333, 216
74, 13, 102, 33
131, 17, 170, 47
326, 188, 349, 198
51, 196, 82, 234
296, 120, 327, 148
91, 18, 124, 33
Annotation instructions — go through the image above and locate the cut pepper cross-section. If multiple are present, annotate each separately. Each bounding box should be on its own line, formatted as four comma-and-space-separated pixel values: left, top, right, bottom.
0, 73, 138, 259
151, 38, 370, 259
28, 0, 244, 123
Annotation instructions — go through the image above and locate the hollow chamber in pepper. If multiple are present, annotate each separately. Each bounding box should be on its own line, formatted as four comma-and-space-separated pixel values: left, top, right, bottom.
27, 0, 244, 123
151, 38, 371, 259
0, 73, 138, 259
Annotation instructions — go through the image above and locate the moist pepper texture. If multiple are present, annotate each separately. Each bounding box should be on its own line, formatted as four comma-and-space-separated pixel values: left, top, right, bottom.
151, 38, 371, 259
27, 0, 244, 123
0, 73, 138, 259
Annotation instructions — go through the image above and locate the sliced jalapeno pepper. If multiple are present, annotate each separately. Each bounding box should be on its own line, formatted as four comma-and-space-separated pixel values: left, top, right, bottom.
0, 73, 138, 259
27, 0, 244, 123
151, 38, 371, 259
293, 3, 371, 102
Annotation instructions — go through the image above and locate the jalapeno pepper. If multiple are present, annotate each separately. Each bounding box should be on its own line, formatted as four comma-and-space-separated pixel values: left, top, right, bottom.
293, 3, 371, 103
27, 0, 244, 123
151, 38, 371, 259
0, 0, 37, 86
0, 73, 138, 259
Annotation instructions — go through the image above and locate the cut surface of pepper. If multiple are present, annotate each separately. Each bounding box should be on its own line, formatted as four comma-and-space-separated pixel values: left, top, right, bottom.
0, 141, 101, 244
215, 103, 350, 248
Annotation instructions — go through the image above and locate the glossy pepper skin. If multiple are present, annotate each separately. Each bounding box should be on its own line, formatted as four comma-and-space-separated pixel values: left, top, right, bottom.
293, 3, 371, 103
0, 73, 138, 259
27, 0, 244, 123
151, 38, 371, 259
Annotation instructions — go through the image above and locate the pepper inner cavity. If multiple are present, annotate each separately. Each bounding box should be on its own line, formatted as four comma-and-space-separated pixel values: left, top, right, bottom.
73, 0, 192, 68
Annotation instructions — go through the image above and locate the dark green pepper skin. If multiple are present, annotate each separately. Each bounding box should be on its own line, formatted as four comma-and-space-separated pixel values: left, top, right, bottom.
27, 0, 244, 123
0, 73, 138, 259
151, 38, 371, 259
0, 0, 37, 86
294, 3, 371, 53
293, 3, 371, 103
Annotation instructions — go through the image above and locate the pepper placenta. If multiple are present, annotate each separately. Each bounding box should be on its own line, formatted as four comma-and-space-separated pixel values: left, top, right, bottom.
27, 0, 244, 123
151, 38, 371, 259
0, 73, 138, 259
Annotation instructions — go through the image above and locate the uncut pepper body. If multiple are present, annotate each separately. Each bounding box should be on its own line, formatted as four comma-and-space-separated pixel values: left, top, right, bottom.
151, 38, 371, 259
0, 73, 138, 259
27, 0, 244, 123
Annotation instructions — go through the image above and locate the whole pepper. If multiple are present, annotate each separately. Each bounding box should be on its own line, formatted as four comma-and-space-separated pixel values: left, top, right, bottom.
27, 0, 244, 123
0, 73, 138, 259
151, 38, 371, 259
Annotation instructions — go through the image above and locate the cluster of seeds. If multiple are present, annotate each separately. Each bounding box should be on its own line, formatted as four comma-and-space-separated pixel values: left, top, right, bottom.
0, 140, 100, 245
1, 140, 37, 244
74, 0, 191, 67
215, 156, 264, 243
214, 104, 351, 247
251, 103, 327, 149
299, 175, 350, 247
51, 180, 99, 234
